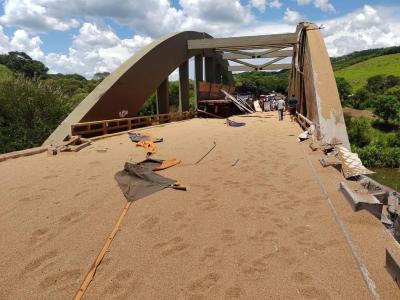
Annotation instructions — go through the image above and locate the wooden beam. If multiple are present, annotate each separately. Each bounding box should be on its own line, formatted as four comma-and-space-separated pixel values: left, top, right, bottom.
260, 57, 286, 68
223, 49, 293, 60
188, 33, 297, 50
229, 59, 257, 69
228, 64, 292, 72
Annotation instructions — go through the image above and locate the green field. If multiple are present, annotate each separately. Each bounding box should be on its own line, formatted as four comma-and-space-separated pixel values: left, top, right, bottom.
0, 64, 13, 81
335, 53, 400, 91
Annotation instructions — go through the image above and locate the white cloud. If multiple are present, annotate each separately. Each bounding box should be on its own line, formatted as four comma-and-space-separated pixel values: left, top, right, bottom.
1, 2, 400, 79
0, 26, 44, 60
0, 26, 10, 53
297, 0, 311, 5
250, 0, 282, 12
268, 0, 282, 9
42, 23, 152, 78
296, 0, 334, 13
0, 0, 259, 37
314, 0, 335, 13
322, 5, 400, 56
283, 8, 304, 25
251, 0, 266, 12
0, 0, 79, 33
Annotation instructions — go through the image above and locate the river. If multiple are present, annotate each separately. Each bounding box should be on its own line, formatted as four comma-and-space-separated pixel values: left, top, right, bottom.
369, 168, 400, 191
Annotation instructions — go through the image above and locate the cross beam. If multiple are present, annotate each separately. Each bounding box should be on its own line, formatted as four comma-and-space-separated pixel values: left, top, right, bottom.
222, 49, 293, 60
188, 33, 297, 50
228, 64, 292, 72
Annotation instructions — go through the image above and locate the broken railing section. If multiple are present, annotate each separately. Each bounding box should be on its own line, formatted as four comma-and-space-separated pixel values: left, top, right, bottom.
305, 125, 400, 286
70, 111, 194, 138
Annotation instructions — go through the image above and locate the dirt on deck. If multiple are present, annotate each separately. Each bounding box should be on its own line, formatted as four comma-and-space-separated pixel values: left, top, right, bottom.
0, 112, 398, 299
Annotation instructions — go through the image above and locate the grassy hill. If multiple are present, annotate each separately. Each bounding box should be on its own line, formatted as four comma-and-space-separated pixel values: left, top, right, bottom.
334, 53, 400, 91
0, 64, 13, 81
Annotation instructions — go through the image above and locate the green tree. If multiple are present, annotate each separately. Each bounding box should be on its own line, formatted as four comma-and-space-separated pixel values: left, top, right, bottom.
0, 77, 70, 153
374, 95, 400, 124
351, 89, 375, 109
0, 52, 48, 79
92, 72, 110, 81
335, 77, 353, 104
347, 117, 372, 147
366, 75, 386, 94
385, 75, 400, 89
385, 86, 400, 99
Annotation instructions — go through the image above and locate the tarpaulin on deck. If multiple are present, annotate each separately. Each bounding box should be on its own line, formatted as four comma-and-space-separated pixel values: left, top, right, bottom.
115, 159, 176, 202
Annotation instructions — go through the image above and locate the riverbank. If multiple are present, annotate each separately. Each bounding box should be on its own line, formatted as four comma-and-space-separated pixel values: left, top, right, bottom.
370, 168, 400, 191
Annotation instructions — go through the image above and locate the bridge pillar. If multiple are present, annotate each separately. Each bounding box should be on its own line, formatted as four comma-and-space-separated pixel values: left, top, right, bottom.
157, 78, 169, 114
179, 60, 190, 112
194, 55, 203, 109
291, 22, 350, 149
222, 61, 234, 85
205, 56, 215, 83
215, 62, 222, 84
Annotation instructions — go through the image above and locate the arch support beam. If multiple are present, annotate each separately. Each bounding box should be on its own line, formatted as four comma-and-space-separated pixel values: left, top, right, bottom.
157, 79, 169, 114
194, 54, 203, 109
44, 31, 231, 145
205, 56, 215, 83
179, 60, 189, 112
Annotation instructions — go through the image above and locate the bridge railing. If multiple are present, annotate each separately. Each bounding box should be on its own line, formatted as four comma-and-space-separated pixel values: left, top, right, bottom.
296, 112, 313, 130
71, 111, 194, 137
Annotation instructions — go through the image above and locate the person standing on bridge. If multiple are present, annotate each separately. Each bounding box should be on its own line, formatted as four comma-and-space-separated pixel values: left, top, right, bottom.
288, 94, 298, 122
277, 97, 285, 121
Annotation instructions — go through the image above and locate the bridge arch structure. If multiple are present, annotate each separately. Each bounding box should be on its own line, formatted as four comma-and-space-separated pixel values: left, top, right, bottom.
46, 22, 349, 149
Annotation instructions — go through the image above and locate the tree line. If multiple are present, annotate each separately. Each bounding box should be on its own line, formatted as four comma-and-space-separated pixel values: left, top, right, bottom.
0, 52, 197, 153
336, 75, 400, 168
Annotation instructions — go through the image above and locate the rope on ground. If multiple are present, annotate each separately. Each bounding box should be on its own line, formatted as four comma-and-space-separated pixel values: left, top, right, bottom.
304, 150, 380, 300
74, 201, 133, 300
195, 141, 216, 165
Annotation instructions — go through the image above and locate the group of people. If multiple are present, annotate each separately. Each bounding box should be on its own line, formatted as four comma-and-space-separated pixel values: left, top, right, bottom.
258, 94, 298, 121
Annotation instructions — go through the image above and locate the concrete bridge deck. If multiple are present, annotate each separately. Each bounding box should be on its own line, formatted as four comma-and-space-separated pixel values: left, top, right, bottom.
0, 113, 399, 299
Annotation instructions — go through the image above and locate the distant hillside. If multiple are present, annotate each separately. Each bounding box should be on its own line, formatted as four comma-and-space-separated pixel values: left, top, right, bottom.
331, 46, 400, 71
334, 53, 400, 91
0, 64, 13, 81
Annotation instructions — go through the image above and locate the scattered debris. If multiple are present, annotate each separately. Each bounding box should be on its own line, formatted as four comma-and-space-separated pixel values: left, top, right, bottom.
195, 141, 217, 164
153, 158, 181, 171
171, 182, 187, 191
128, 132, 163, 143
319, 157, 341, 168
232, 159, 240, 167
336, 146, 374, 178
386, 249, 400, 288
115, 160, 179, 202
221, 89, 254, 113
96, 147, 108, 153
340, 181, 383, 219
47, 144, 58, 156
59, 136, 91, 153
74, 200, 132, 300
196, 109, 224, 119
136, 140, 157, 154
309, 142, 319, 151
227, 119, 246, 127
298, 130, 309, 141
322, 145, 335, 155
253, 100, 262, 112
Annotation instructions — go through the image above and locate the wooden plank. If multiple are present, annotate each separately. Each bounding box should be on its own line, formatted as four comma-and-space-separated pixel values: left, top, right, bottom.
188, 33, 297, 50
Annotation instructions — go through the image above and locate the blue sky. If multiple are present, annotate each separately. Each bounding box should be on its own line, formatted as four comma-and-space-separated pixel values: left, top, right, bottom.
1, 0, 400, 78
